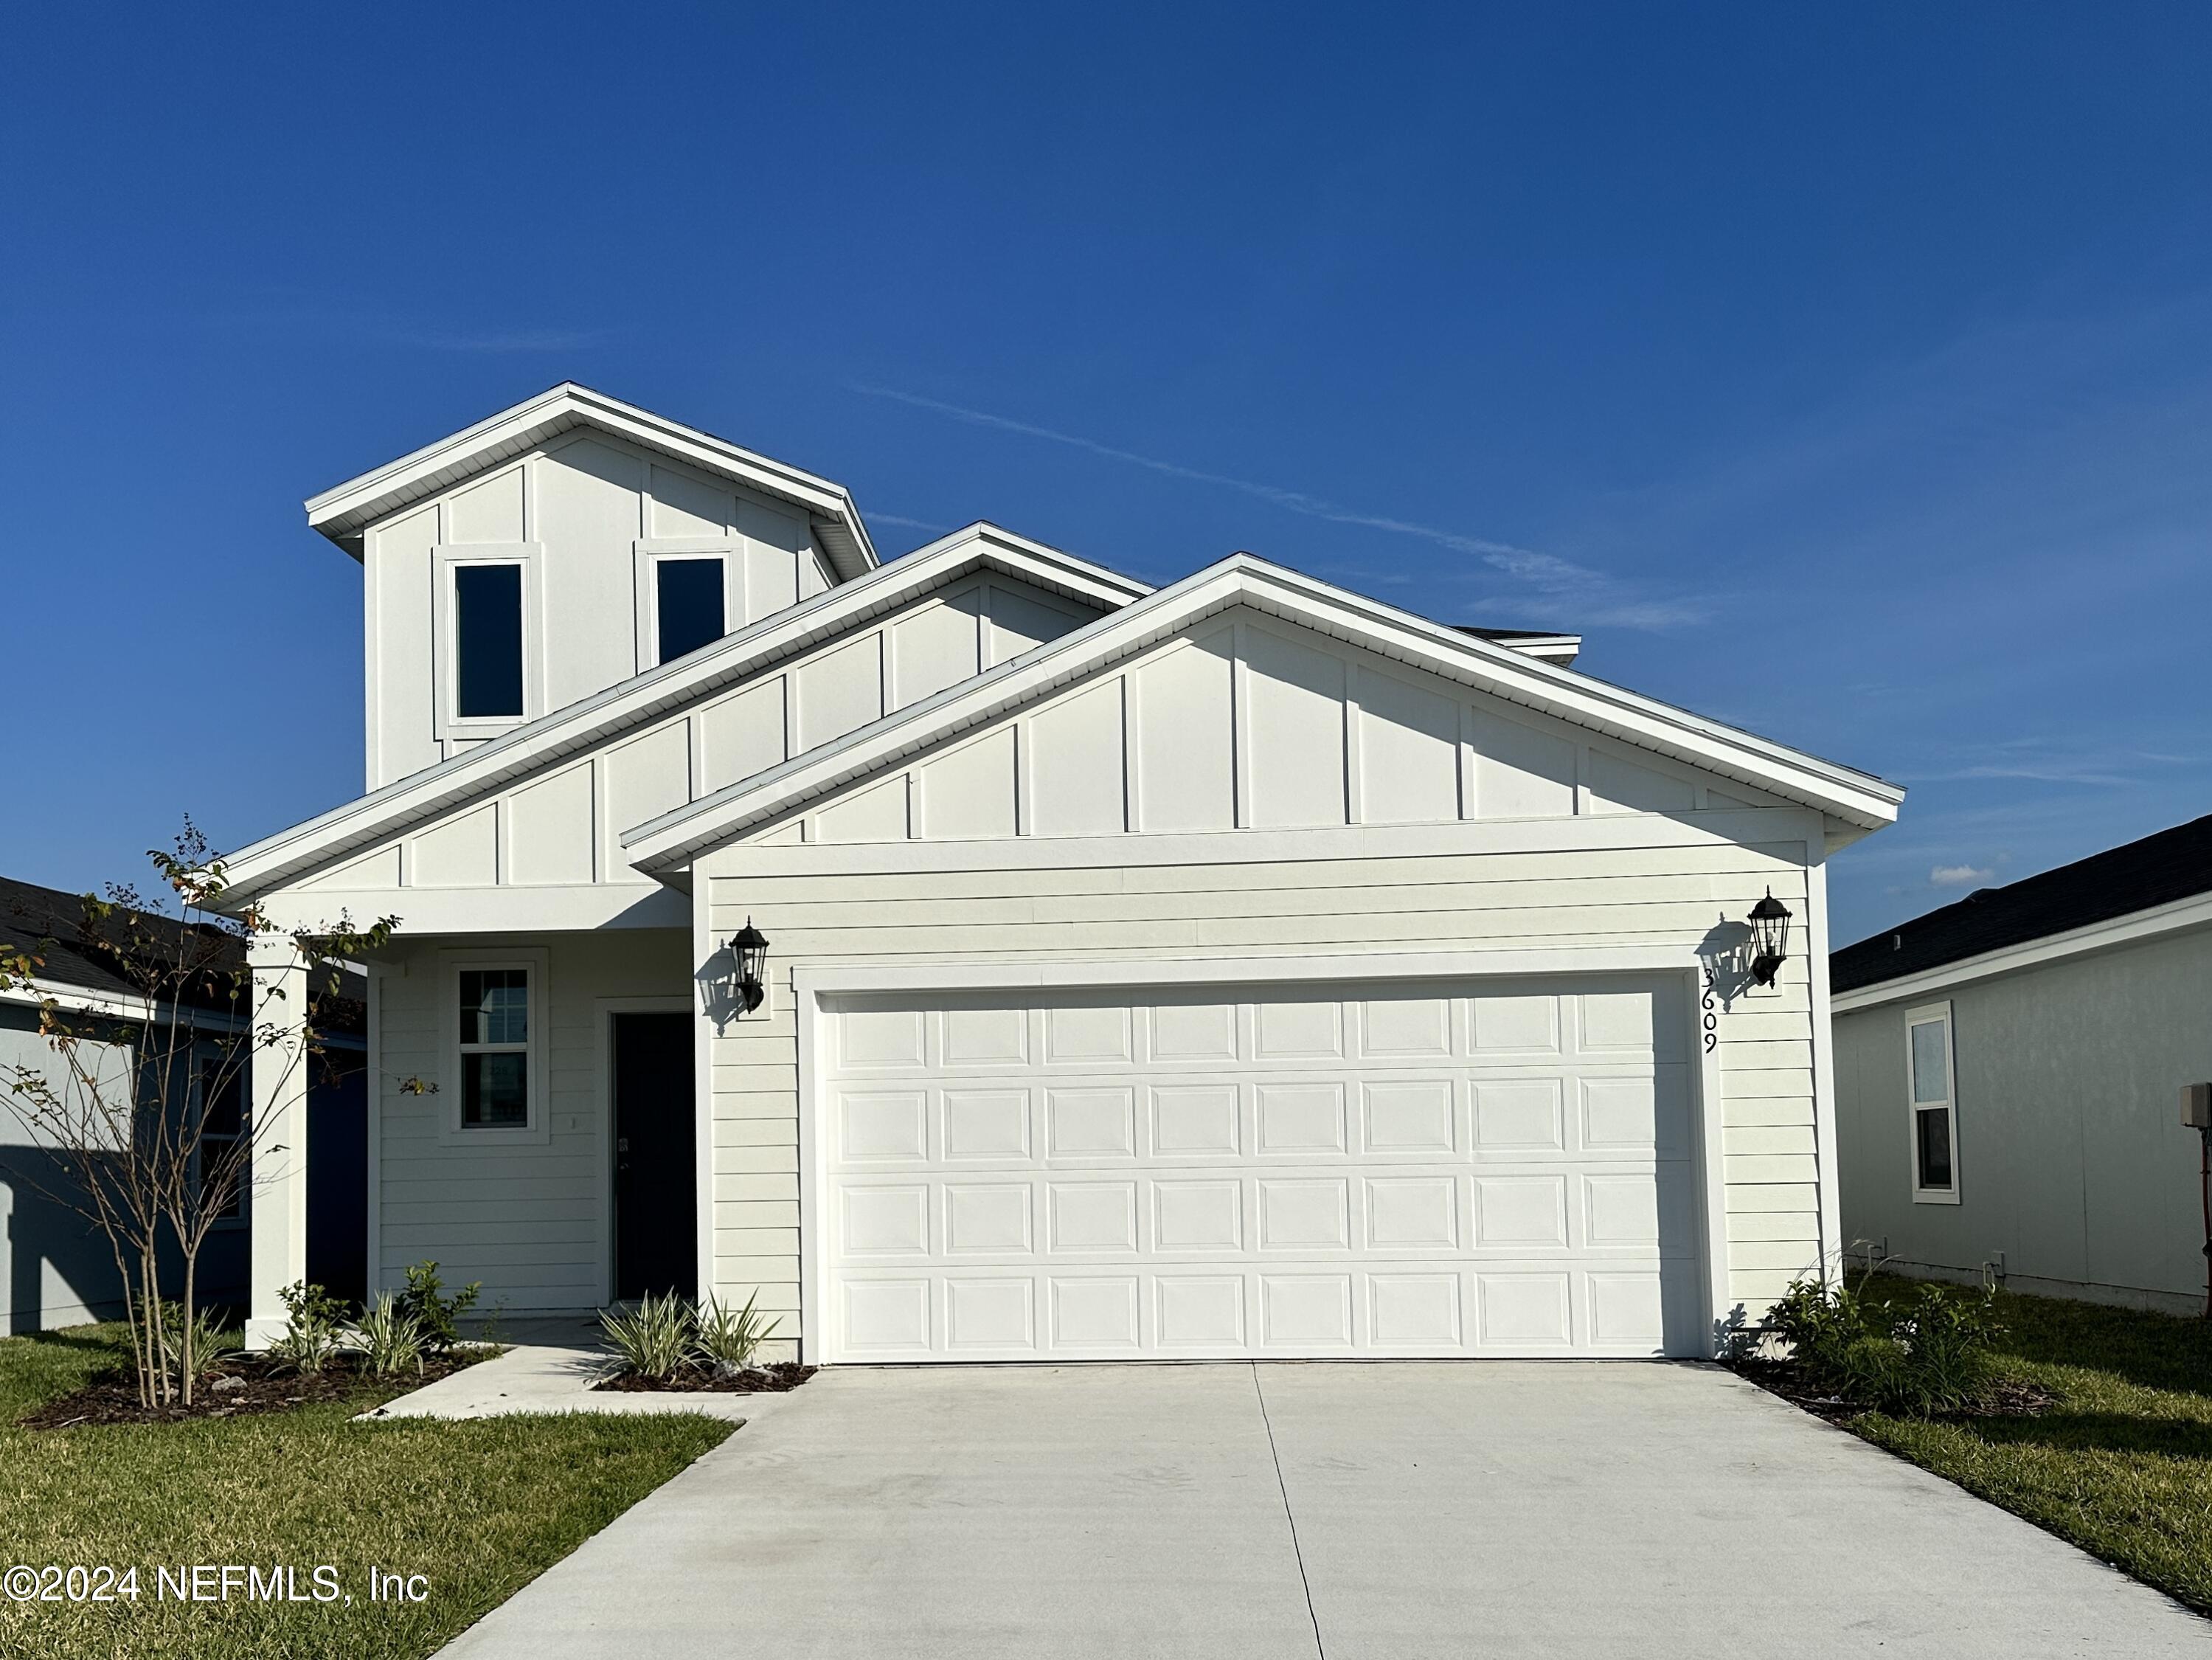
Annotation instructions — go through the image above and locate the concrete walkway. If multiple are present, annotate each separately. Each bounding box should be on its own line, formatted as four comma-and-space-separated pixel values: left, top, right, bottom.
437, 1361, 2212, 1659
361, 1318, 763, 1423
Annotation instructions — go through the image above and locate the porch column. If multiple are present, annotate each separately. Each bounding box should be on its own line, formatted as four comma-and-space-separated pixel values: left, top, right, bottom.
243, 939, 310, 1349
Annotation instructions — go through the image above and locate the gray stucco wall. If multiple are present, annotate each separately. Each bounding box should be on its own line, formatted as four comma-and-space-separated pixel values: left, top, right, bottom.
0, 1004, 250, 1333
1834, 927, 2212, 1311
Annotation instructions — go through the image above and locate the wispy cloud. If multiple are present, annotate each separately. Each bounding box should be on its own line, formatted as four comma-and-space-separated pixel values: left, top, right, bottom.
1929, 864, 1994, 887
852, 384, 1707, 629
870, 511, 954, 534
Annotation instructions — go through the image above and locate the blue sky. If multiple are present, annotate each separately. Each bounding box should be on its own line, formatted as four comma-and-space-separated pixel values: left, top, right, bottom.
3, 4, 2208, 946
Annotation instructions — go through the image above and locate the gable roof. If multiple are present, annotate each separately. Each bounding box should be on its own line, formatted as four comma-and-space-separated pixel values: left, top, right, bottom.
0, 874, 170, 1004
214, 524, 1151, 903
1454, 626, 1580, 666
305, 383, 880, 580
623, 552, 1904, 876
1833, 810, 2212, 997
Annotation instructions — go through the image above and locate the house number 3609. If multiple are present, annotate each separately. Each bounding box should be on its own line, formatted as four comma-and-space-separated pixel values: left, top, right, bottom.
1700, 970, 1719, 1054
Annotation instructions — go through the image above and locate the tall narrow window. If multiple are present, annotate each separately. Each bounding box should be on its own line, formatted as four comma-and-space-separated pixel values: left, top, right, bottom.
656, 556, 726, 664
197, 1054, 245, 1220
454, 563, 524, 718
459, 967, 530, 1128
1907, 1003, 1958, 1201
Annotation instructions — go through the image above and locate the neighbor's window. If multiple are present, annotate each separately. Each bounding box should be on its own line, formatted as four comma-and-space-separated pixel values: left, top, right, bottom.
1907, 1003, 1958, 1201
655, 556, 726, 665
459, 967, 531, 1127
197, 1054, 245, 1220
454, 563, 524, 719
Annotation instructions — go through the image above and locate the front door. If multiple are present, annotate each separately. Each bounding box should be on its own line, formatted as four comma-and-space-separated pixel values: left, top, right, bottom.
612, 1010, 696, 1301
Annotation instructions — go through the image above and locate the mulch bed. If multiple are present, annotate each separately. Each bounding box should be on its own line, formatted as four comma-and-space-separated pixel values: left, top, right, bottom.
1727, 1357, 2059, 1426
593, 1361, 815, 1395
19, 1349, 483, 1430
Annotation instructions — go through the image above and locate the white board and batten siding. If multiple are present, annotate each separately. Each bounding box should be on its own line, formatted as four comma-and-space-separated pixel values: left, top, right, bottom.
300, 573, 1105, 901
749, 611, 1786, 848
361, 429, 845, 789
698, 608, 1831, 1360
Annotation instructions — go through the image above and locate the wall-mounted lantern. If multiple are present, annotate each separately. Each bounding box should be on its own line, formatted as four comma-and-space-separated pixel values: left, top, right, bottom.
1747, 889, 1793, 987
731, 919, 771, 1014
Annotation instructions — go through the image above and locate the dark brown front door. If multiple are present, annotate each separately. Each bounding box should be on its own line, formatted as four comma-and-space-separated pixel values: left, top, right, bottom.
612, 1011, 696, 1301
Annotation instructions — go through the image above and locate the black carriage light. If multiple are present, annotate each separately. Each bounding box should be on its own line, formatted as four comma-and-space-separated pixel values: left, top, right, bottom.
1747, 889, 1793, 988
731, 918, 771, 1014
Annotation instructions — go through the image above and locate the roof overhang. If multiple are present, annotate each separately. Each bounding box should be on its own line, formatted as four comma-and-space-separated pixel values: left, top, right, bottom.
215, 524, 1151, 905
305, 383, 880, 581
1832, 888, 2212, 1013
624, 553, 1904, 876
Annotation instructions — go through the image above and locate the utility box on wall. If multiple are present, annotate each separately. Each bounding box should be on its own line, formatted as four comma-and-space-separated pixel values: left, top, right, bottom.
2182, 1083, 2212, 1130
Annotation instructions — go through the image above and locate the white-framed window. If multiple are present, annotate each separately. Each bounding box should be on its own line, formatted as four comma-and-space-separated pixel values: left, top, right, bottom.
431, 542, 545, 741
440, 950, 550, 1144
634, 540, 744, 671
193, 1044, 246, 1227
1905, 1000, 1960, 1204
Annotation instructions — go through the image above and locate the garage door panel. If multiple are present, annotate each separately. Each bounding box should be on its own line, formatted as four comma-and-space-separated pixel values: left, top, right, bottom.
943, 1088, 1030, 1159
943, 1182, 1032, 1255
1358, 995, 1452, 1059
1360, 1079, 1457, 1153
945, 1277, 1036, 1351
1050, 1276, 1141, 1348
1154, 1180, 1243, 1251
837, 1090, 929, 1162
1149, 1084, 1241, 1155
1157, 1274, 1246, 1346
820, 978, 1702, 1361
1151, 1000, 1238, 1062
1254, 1082, 1348, 1154
1044, 1086, 1136, 1157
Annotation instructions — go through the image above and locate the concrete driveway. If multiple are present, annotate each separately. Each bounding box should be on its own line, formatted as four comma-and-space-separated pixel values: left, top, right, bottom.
440, 1361, 2211, 1659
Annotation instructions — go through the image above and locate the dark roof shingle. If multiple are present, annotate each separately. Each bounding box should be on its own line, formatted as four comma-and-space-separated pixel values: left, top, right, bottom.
1832, 811, 2212, 995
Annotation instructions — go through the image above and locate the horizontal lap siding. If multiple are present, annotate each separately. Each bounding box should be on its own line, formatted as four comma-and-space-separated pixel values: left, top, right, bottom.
703, 837, 1825, 1350
375, 928, 690, 1310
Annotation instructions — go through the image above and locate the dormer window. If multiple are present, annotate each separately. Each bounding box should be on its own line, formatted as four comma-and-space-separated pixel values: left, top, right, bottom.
454, 562, 525, 717
655, 556, 727, 665
431, 542, 544, 744
634, 541, 744, 673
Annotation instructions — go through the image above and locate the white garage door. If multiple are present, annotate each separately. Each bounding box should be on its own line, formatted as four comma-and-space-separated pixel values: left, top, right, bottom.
816, 977, 1700, 1362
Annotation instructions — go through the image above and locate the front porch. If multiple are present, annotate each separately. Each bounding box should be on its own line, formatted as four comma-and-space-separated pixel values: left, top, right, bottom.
246, 925, 711, 1346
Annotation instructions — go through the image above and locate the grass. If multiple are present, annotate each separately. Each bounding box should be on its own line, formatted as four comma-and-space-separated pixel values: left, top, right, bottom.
1841, 1278, 2212, 1615
0, 1324, 733, 1659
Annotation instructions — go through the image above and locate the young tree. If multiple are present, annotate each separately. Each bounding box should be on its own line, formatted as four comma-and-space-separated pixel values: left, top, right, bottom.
0, 823, 393, 1407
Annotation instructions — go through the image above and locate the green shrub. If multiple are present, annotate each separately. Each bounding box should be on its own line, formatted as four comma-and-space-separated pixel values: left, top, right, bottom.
269, 1281, 347, 1376
695, 1290, 780, 1372
357, 1292, 427, 1379
600, 1293, 695, 1381
1764, 1272, 2002, 1416
152, 1300, 232, 1390
397, 1259, 482, 1355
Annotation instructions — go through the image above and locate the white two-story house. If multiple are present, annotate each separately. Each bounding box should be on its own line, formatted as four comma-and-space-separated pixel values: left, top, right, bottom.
218, 384, 1900, 1361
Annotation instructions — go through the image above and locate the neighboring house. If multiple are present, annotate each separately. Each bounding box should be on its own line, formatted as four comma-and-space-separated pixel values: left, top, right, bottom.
1831, 813, 2212, 1313
0, 876, 367, 1332
213, 382, 1901, 1360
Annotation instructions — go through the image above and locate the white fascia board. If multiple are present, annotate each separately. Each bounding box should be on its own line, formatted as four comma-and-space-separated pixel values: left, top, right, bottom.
623, 553, 1901, 875
1831, 889, 2212, 1013
305, 383, 879, 578
215, 527, 1151, 905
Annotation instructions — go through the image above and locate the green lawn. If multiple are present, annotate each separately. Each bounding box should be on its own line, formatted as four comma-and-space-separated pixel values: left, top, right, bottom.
0, 1325, 733, 1660
1844, 1279, 2212, 1614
